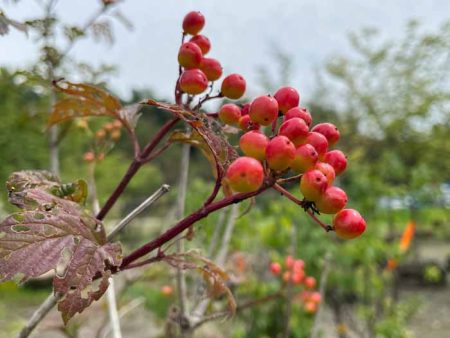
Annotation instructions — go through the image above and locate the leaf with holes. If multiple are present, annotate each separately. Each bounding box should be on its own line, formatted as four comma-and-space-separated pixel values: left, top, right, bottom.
0, 190, 122, 323
48, 81, 122, 127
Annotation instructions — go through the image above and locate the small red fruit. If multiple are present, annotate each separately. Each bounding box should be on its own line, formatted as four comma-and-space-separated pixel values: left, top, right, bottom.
241, 103, 251, 116
83, 151, 95, 162
226, 156, 264, 193
239, 130, 269, 161
315, 186, 348, 214
285, 255, 294, 269
304, 276, 316, 289
278, 117, 309, 146
221, 73, 246, 99
161, 285, 173, 296
305, 132, 328, 159
238, 115, 260, 131
274, 86, 300, 113
333, 209, 366, 239
284, 107, 312, 126
219, 103, 241, 125
189, 34, 211, 54
199, 58, 222, 81
314, 162, 336, 186
266, 136, 296, 171
291, 144, 319, 173
312, 123, 340, 146
300, 169, 328, 201
309, 291, 322, 303
177, 42, 203, 69
304, 301, 318, 313
249, 95, 279, 126
292, 270, 305, 284
293, 259, 305, 272
179, 69, 208, 95
270, 262, 282, 275
324, 150, 347, 175
182, 11, 205, 35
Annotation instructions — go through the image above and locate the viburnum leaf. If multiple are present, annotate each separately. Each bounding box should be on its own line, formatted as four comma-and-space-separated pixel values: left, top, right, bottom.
0, 176, 122, 323
49, 81, 122, 126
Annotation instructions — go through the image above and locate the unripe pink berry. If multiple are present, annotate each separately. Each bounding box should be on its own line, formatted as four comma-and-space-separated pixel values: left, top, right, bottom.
221, 74, 246, 99
226, 156, 264, 193
314, 162, 336, 186
238, 115, 260, 131
291, 144, 319, 173
83, 151, 95, 162
249, 95, 279, 126
324, 150, 347, 175
333, 209, 366, 239
274, 86, 300, 113
266, 135, 296, 171
161, 285, 173, 296
278, 117, 309, 146
199, 58, 222, 81
315, 186, 348, 214
239, 130, 269, 161
312, 123, 340, 146
306, 132, 328, 159
189, 34, 211, 54
300, 169, 328, 201
270, 262, 282, 275
178, 42, 203, 69
182, 11, 205, 35
304, 301, 318, 313
284, 107, 312, 126
219, 103, 241, 125
179, 69, 208, 95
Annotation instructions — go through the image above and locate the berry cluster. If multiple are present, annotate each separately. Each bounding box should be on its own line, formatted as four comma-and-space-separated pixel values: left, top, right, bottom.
82, 119, 122, 163
270, 256, 321, 313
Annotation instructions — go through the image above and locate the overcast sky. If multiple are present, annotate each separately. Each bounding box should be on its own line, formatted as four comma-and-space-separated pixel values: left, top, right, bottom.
1, 0, 449, 103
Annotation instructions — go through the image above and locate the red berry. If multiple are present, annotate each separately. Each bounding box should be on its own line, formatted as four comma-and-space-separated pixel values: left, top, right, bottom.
182, 11, 205, 35
238, 115, 260, 131
266, 135, 296, 171
309, 291, 322, 303
226, 156, 264, 193
241, 103, 251, 116
315, 186, 348, 214
333, 209, 366, 239
314, 162, 336, 186
219, 103, 241, 125
304, 276, 316, 289
300, 169, 328, 201
293, 259, 305, 272
306, 132, 328, 159
177, 42, 203, 69
179, 69, 208, 95
189, 34, 211, 54
239, 130, 269, 161
311, 123, 340, 146
284, 107, 312, 126
249, 95, 279, 126
291, 144, 319, 173
199, 58, 222, 81
274, 86, 300, 113
221, 74, 246, 99
304, 301, 318, 313
270, 262, 282, 275
278, 117, 309, 146
161, 285, 173, 296
285, 255, 294, 269
292, 270, 304, 284
83, 151, 95, 162
324, 150, 347, 175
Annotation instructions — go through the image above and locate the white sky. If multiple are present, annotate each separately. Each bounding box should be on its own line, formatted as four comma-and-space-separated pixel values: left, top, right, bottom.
1, 0, 449, 103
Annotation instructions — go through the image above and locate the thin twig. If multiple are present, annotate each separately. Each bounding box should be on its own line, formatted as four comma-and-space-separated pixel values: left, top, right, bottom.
216, 204, 239, 265
107, 184, 170, 241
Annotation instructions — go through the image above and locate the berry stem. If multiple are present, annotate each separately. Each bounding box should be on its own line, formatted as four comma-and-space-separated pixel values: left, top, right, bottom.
193, 93, 223, 111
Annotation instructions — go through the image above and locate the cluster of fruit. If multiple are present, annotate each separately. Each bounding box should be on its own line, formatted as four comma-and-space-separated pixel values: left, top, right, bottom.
270, 256, 321, 313
83, 120, 122, 162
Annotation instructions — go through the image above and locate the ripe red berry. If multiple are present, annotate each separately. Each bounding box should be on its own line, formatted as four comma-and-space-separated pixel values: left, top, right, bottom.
266, 135, 296, 171
226, 156, 264, 193
177, 42, 203, 69
238, 115, 260, 131
239, 130, 269, 161
293, 259, 305, 272
284, 107, 312, 126
315, 186, 348, 214
249, 95, 279, 126
83, 151, 95, 162
241, 103, 251, 116
218, 103, 241, 125
305, 132, 328, 159
274, 86, 300, 113
291, 144, 319, 173
285, 255, 294, 269
300, 169, 328, 201
179, 69, 208, 95
309, 291, 322, 304
292, 270, 305, 284
333, 209, 367, 239
314, 162, 336, 186
311, 123, 340, 146
221, 73, 246, 99
278, 117, 309, 146
161, 285, 174, 296
304, 276, 316, 289
199, 58, 222, 81
182, 11, 205, 35
270, 262, 282, 275
189, 34, 211, 54
324, 150, 347, 175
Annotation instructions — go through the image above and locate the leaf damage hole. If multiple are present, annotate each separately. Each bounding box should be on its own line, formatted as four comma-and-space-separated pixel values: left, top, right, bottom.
11, 225, 31, 233
56, 247, 73, 278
